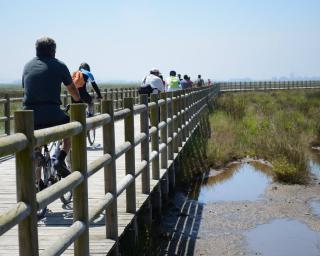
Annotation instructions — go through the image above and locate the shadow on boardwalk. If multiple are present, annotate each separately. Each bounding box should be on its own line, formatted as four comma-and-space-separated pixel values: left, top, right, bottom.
159, 190, 204, 256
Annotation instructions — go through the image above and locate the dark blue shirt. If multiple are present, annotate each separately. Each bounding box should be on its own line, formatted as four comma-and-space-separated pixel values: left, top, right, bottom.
22, 57, 72, 106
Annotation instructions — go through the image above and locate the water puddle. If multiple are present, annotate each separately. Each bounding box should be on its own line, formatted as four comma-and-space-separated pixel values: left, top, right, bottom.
245, 219, 320, 256
309, 159, 320, 177
310, 200, 320, 217
197, 163, 271, 203
308, 149, 320, 177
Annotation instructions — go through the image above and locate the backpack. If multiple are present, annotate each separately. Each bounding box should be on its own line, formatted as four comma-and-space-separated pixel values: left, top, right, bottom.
72, 71, 85, 88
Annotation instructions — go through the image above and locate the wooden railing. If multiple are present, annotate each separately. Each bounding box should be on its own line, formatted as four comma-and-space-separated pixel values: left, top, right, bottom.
0, 87, 139, 136
0, 86, 218, 255
218, 80, 320, 91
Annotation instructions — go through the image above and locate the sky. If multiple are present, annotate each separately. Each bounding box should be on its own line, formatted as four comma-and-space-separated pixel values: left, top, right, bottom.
1, 0, 320, 83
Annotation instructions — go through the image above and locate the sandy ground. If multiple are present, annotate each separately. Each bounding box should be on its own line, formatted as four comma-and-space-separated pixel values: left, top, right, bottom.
159, 164, 320, 256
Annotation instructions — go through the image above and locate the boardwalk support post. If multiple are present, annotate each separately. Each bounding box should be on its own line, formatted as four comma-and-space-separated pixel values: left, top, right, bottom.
4, 94, 10, 135
160, 93, 169, 202
70, 103, 90, 256
15, 110, 39, 256
140, 94, 150, 194
124, 97, 136, 213
124, 97, 138, 249
150, 94, 161, 219
102, 100, 119, 242
167, 92, 175, 192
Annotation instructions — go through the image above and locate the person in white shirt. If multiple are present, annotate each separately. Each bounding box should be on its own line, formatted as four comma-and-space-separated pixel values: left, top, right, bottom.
139, 68, 164, 95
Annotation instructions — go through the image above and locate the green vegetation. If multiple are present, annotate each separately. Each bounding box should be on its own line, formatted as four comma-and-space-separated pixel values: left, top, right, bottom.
207, 90, 320, 184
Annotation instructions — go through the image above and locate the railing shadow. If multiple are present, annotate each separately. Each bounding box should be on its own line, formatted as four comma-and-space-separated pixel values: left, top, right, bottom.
42, 206, 106, 226
158, 178, 205, 256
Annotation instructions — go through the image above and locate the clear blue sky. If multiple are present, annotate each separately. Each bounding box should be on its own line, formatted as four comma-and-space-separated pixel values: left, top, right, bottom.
1, 0, 319, 82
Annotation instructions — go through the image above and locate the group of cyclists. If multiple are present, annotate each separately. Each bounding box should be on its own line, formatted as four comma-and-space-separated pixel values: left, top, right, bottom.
22, 36, 209, 181
139, 68, 206, 96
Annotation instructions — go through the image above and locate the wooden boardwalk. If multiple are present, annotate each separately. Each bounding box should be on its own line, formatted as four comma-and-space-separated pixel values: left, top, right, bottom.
0, 115, 163, 255
0, 88, 214, 256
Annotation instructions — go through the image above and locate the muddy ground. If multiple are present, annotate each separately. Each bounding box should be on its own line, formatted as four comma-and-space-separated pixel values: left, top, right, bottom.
158, 163, 320, 256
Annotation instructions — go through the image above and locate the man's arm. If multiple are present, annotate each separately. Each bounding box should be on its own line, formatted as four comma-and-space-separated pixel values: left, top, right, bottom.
66, 83, 81, 102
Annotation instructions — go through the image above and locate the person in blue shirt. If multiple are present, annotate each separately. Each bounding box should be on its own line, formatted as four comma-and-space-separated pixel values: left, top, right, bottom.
23, 37, 81, 178
73, 62, 102, 116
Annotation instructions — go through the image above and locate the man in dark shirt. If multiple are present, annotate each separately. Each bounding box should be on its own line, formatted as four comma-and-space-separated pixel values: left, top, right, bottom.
22, 37, 81, 177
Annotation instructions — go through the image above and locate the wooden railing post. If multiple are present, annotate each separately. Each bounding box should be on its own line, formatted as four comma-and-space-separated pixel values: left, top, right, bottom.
191, 89, 196, 131
103, 89, 108, 100
124, 97, 136, 213
185, 89, 190, 139
181, 90, 187, 142
150, 94, 160, 180
160, 93, 168, 169
140, 95, 150, 194
70, 103, 89, 256
167, 92, 174, 161
4, 94, 10, 135
120, 89, 124, 108
101, 100, 118, 240
167, 92, 175, 191
15, 110, 39, 256
178, 91, 183, 148
135, 89, 139, 104
110, 89, 113, 101
150, 94, 162, 219
115, 89, 119, 109
160, 93, 169, 200
173, 91, 179, 154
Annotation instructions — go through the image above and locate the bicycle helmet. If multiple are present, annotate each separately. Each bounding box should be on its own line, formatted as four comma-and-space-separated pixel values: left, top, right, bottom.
79, 62, 90, 71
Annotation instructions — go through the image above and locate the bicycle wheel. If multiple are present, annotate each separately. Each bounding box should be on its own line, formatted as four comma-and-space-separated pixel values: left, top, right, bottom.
87, 129, 96, 146
36, 147, 56, 219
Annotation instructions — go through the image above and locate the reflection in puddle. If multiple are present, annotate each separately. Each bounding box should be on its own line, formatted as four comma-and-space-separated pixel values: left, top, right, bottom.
309, 160, 320, 177
245, 219, 320, 256
308, 149, 320, 177
197, 163, 271, 203
310, 200, 320, 217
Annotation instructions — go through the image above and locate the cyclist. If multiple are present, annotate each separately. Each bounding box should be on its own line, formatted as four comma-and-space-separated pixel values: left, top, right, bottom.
139, 68, 164, 95
72, 63, 102, 117
22, 37, 81, 178
180, 75, 193, 89
196, 74, 205, 87
166, 70, 181, 92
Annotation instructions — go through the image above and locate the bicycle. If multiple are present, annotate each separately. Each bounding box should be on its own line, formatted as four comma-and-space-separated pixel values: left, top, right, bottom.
35, 141, 72, 219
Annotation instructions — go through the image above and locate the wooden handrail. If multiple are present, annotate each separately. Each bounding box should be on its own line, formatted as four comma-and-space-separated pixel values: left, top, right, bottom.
0, 133, 28, 157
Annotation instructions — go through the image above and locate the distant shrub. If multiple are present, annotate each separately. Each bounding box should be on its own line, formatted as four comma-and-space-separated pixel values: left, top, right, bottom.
272, 156, 308, 184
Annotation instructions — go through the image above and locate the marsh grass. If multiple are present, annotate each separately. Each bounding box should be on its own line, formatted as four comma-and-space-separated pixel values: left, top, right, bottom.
208, 90, 320, 184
